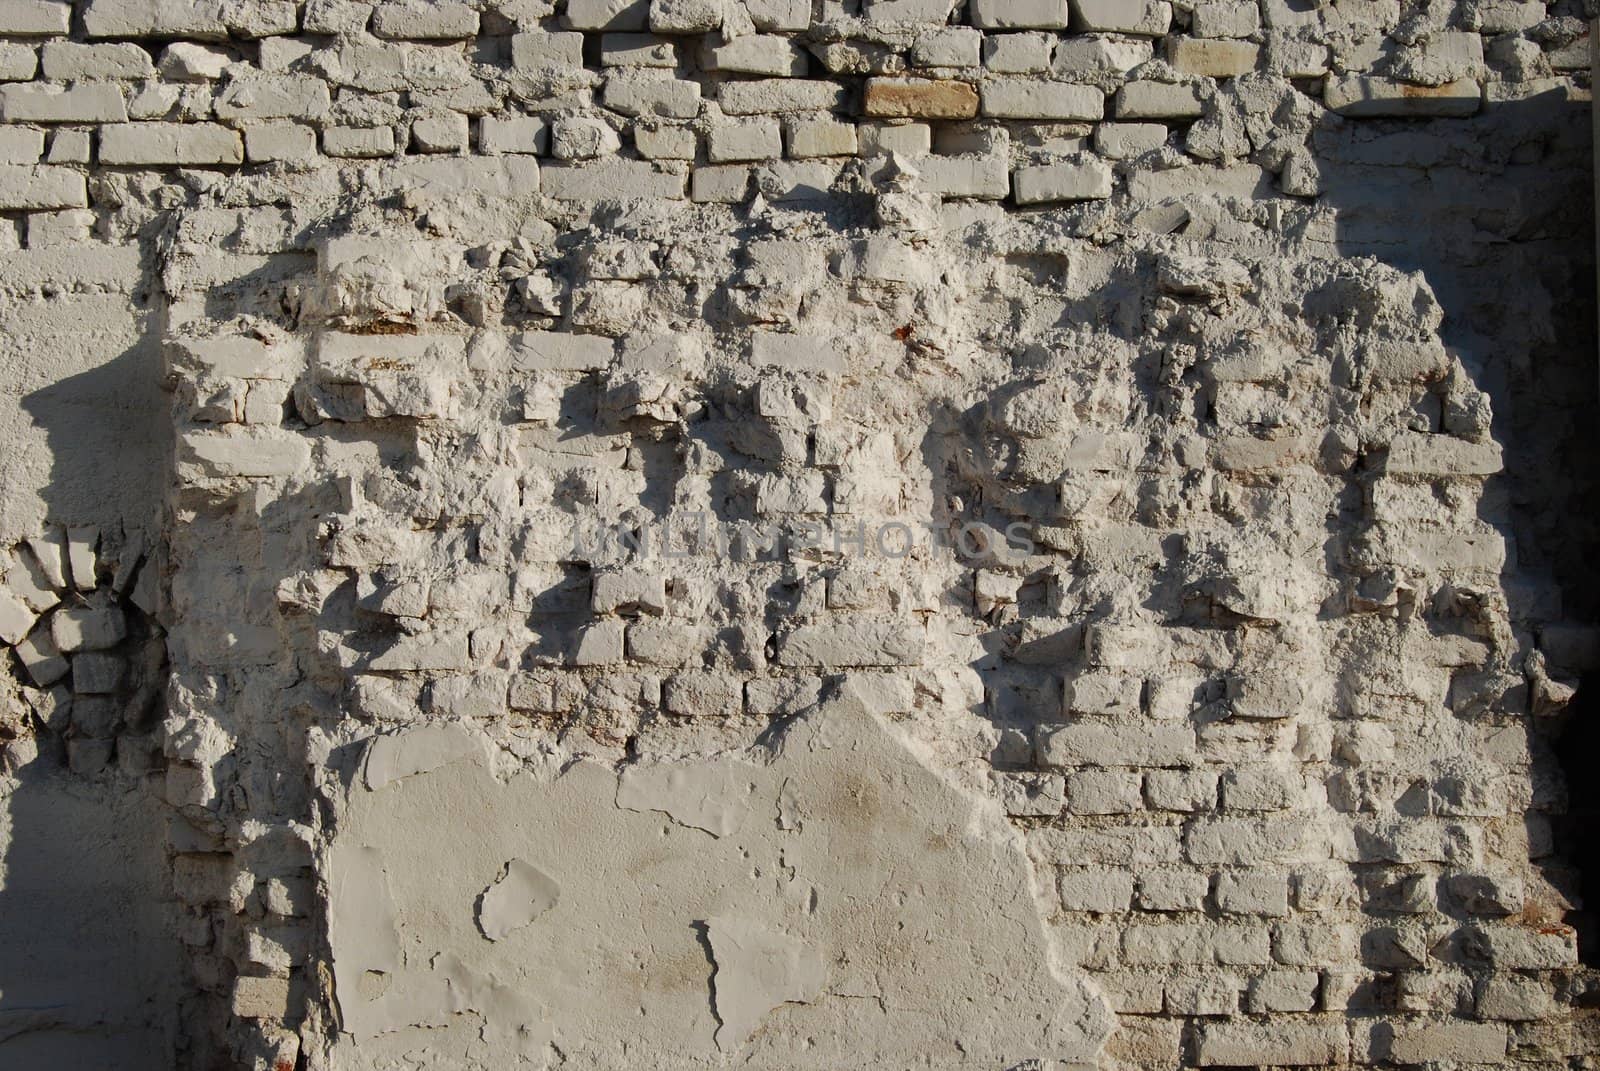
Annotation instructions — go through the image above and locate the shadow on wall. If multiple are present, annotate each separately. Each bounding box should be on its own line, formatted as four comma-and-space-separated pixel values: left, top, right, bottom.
0, 320, 181, 1062
1321, 89, 1600, 961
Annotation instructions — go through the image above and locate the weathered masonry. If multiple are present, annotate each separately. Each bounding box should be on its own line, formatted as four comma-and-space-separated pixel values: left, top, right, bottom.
0, 1, 1597, 1069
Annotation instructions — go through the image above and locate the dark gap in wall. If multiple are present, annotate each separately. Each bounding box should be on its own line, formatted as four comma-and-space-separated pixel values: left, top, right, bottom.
1554, 672, 1600, 967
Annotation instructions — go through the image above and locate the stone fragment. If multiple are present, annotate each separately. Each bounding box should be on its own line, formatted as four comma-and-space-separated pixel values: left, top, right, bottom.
52, 607, 126, 653
15, 625, 69, 686
158, 42, 232, 82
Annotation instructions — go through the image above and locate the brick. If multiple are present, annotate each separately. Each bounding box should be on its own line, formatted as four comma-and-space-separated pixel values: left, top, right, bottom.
1067, 770, 1142, 814
511, 32, 586, 69
100, 123, 243, 166
708, 118, 782, 163
663, 671, 743, 715
411, 113, 468, 153
917, 153, 1008, 198
603, 74, 703, 119
1059, 868, 1134, 911
15, 626, 69, 686
1145, 769, 1217, 811
1247, 970, 1319, 1013
0, 165, 86, 209
177, 429, 312, 480
1054, 36, 1152, 75
245, 122, 317, 162
552, 117, 621, 159
1115, 81, 1204, 119
371, 2, 480, 39
158, 41, 231, 82
45, 129, 89, 164
541, 159, 686, 200
0, 128, 44, 165
859, 122, 930, 156
634, 123, 696, 159
566, 0, 651, 31
983, 33, 1054, 73
981, 79, 1103, 120
864, 77, 979, 119
232, 975, 292, 1020
706, 34, 806, 76
1013, 161, 1114, 204
1382, 1021, 1507, 1065
1094, 121, 1167, 158
499, 331, 617, 372
83, 0, 228, 38
1195, 1021, 1347, 1066
749, 331, 845, 372
1170, 38, 1260, 78
1137, 870, 1207, 911
1193, 1, 1258, 37
0, 44, 39, 82
1383, 432, 1502, 476
41, 42, 155, 80
1071, 0, 1171, 34
1325, 76, 1481, 118
1037, 723, 1195, 767
214, 76, 332, 123
601, 33, 678, 67
51, 607, 126, 652
911, 27, 981, 68
719, 79, 847, 114
969, 0, 1068, 29
0, 83, 128, 123
1124, 922, 1269, 966
323, 126, 396, 158
1215, 872, 1290, 916
745, 0, 810, 30
480, 116, 546, 155
786, 117, 857, 158
994, 771, 1064, 816
651, 0, 723, 32
776, 618, 924, 667
0, 0, 69, 34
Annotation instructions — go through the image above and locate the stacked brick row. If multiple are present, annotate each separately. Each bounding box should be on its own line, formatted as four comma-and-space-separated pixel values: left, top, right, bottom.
0, 0, 1591, 234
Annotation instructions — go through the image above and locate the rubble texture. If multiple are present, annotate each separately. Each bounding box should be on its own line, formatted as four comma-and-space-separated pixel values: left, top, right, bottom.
0, 1, 1597, 1069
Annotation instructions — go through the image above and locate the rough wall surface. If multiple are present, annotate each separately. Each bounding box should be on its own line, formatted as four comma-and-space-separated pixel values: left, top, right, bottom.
0, 1, 1598, 1069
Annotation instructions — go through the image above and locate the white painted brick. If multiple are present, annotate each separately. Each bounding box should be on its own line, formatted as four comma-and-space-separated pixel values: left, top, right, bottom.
45, 128, 89, 164
0, 1, 71, 35
786, 117, 857, 158
213, 76, 332, 122
244, 122, 316, 162
600, 33, 678, 67
1193, 1, 1259, 37
323, 126, 396, 158
705, 35, 806, 76
371, 2, 480, 39
634, 123, 696, 159
480, 115, 547, 155
566, 0, 651, 31
1115, 80, 1205, 119
1013, 160, 1114, 204
745, 0, 811, 31
83, 0, 228, 39
0, 164, 86, 209
983, 33, 1054, 73
41, 42, 155, 80
911, 27, 981, 68
511, 32, 586, 69
411, 113, 469, 153
603, 73, 703, 119
969, 0, 1068, 29
100, 122, 244, 166
0, 127, 45, 165
1094, 121, 1167, 159
0, 43, 38, 82
708, 118, 782, 163
1070, 0, 1172, 34
541, 159, 686, 200
0, 83, 128, 123
719, 79, 847, 114
981, 79, 1104, 120
858, 122, 931, 156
